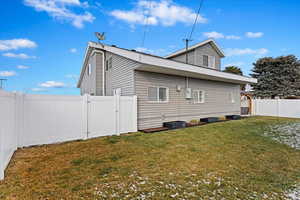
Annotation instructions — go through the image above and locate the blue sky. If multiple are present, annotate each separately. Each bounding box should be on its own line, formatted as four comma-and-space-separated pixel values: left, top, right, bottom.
1, 0, 299, 94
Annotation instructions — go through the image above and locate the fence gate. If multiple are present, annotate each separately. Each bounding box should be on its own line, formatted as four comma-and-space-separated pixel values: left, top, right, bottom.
87, 95, 137, 138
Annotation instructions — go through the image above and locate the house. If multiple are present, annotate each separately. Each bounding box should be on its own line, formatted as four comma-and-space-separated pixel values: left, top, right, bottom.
77, 39, 257, 130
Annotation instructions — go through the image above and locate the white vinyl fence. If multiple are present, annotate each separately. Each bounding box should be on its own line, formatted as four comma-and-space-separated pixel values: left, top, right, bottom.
252, 99, 300, 118
0, 91, 18, 180
0, 91, 137, 180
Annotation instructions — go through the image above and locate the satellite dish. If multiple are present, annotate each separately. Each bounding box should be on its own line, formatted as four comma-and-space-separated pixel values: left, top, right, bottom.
95, 32, 106, 41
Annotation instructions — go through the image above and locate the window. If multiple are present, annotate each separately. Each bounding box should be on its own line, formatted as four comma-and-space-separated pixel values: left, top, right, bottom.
203, 55, 209, 67
88, 64, 92, 76
203, 55, 216, 68
148, 87, 169, 102
229, 92, 235, 103
193, 90, 205, 103
105, 60, 109, 71
106, 57, 112, 71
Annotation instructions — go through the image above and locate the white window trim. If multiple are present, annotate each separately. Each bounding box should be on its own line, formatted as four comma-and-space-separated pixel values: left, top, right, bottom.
203, 54, 216, 69
147, 86, 169, 103
106, 56, 112, 71
230, 92, 235, 103
203, 54, 209, 67
193, 90, 205, 104
210, 55, 216, 68
88, 63, 92, 76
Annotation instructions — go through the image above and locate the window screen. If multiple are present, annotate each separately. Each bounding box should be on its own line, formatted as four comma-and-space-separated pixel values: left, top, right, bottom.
159, 87, 167, 102
105, 60, 109, 71
193, 90, 205, 103
203, 55, 209, 67
109, 57, 112, 69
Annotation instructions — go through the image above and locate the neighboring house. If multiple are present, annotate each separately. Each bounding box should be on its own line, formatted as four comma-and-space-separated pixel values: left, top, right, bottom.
77, 39, 257, 130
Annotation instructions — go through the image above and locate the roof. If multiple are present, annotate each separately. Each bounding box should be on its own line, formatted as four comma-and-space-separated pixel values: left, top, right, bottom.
77, 42, 256, 87
165, 39, 225, 58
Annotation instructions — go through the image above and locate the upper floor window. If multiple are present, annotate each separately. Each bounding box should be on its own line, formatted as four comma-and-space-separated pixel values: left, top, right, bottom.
148, 86, 169, 103
203, 55, 209, 67
193, 90, 205, 103
203, 55, 215, 68
88, 64, 92, 76
106, 57, 112, 71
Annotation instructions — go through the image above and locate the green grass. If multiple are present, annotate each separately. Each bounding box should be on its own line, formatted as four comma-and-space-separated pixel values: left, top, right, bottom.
0, 116, 300, 199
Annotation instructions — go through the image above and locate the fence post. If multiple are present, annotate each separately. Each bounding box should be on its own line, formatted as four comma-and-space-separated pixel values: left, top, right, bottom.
277, 99, 281, 117
252, 99, 256, 115
15, 92, 24, 148
132, 96, 138, 132
82, 94, 89, 140
115, 95, 120, 135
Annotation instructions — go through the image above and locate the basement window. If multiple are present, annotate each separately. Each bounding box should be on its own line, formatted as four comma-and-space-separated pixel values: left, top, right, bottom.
193, 90, 205, 103
148, 87, 169, 102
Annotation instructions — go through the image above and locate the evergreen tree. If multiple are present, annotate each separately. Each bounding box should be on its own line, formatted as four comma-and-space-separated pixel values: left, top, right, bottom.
251, 55, 300, 98
223, 66, 243, 75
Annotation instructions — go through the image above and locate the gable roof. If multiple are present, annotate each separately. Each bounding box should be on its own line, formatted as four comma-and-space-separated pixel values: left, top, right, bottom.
165, 39, 225, 58
77, 42, 256, 87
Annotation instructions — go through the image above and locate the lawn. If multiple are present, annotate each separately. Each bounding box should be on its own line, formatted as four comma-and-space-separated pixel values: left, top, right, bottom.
1, 117, 300, 199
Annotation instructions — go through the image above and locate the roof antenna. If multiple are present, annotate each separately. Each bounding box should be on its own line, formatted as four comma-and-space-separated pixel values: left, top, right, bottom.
95, 32, 106, 47
183, 39, 193, 63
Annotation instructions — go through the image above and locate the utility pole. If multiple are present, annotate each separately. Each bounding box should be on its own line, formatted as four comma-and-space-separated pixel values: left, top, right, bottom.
183, 39, 192, 63
0, 79, 7, 89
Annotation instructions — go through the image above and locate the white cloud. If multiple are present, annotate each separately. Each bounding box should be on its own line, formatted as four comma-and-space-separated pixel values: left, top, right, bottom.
65, 74, 78, 79
54, 0, 81, 5
203, 31, 224, 39
225, 48, 269, 57
24, 0, 95, 28
0, 71, 17, 77
111, 0, 207, 26
69, 48, 77, 53
223, 62, 245, 67
225, 35, 241, 40
203, 31, 241, 40
0, 39, 37, 51
31, 88, 48, 92
245, 32, 264, 38
2, 52, 36, 59
17, 65, 30, 69
39, 81, 66, 88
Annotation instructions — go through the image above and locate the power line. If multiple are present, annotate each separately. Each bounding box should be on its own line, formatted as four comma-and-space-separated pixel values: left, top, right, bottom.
140, 1, 153, 48
183, 0, 205, 63
188, 0, 205, 40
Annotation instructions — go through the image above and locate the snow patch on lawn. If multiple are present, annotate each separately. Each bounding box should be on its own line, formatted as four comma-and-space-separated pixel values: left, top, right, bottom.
264, 122, 300, 200
264, 123, 300, 150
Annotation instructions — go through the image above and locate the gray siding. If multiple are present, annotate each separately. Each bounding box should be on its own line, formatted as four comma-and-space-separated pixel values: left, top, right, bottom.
105, 52, 140, 96
135, 70, 240, 130
80, 51, 104, 96
80, 53, 97, 95
171, 50, 195, 65
170, 43, 221, 70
